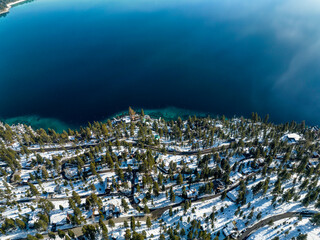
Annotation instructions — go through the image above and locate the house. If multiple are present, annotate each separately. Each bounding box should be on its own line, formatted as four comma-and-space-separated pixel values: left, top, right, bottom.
68, 136, 75, 141
133, 193, 142, 204
127, 158, 134, 166
213, 180, 224, 193
126, 180, 132, 189
28, 212, 39, 228
242, 167, 253, 175
91, 208, 100, 217
282, 133, 302, 143
122, 116, 132, 124
104, 177, 111, 194
312, 152, 320, 158
54, 184, 62, 194
105, 204, 121, 218
223, 221, 239, 239
113, 206, 121, 217
133, 172, 142, 185
64, 166, 79, 179
229, 172, 243, 184
227, 191, 238, 202
186, 189, 198, 199
110, 232, 121, 240
257, 158, 264, 167
307, 160, 318, 169
51, 212, 67, 226
21, 179, 29, 185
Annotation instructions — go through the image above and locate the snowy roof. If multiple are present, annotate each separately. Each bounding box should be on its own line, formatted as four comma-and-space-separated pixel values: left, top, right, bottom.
187, 189, 198, 197
229, 172, 243, 183
282, 133, 302, 142
51, 213, 66, 224
227, 191, 238, 202
223, 222, 236, 237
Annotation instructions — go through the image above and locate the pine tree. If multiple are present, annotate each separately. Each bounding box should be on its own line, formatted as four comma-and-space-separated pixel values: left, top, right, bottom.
68, 229, 75, 239
170, 187, 176, 202
177, 173, 183, 185
221, 191, 227, 200
57, 229, 65, 239
146, 216, 152, 229
169, 206, 173, 216
106, 153, 114, 169
82, 224, 97, 240
144, 205, 150, 214
72, 191, 81, 207
108, 219, 115, 229
130, 216, 136, 231
153, 181, 160, 197
310, 213, 320, 226
48, 232, 56, 240
125, 229, 131, 240
42, 167, 49, 180
28, 183, 40, 196
121, 199, 129, 212
129, 107, 136, 120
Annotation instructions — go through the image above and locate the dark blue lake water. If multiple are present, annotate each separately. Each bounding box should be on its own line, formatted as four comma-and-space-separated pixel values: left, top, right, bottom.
1, 0, 320, 130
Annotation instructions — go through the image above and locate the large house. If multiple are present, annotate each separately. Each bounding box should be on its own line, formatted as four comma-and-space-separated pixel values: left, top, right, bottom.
103, 203, 121, 218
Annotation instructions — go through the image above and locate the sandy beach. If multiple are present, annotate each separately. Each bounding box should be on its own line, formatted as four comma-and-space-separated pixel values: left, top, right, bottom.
0, 0, 28, 15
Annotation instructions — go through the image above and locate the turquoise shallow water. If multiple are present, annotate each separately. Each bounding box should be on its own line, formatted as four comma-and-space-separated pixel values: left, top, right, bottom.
1, 115, 76, 132
108, 107, 211, 122
1, 107, 209, 132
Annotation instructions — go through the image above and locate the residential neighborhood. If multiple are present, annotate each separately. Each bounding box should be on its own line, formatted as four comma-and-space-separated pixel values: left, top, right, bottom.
0, 111, 320, 240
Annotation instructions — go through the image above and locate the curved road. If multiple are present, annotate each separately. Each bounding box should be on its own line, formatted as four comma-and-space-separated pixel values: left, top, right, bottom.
238, 211, 315, 240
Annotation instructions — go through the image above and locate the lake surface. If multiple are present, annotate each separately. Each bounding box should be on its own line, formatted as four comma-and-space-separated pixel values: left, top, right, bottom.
1, 0, 320, 130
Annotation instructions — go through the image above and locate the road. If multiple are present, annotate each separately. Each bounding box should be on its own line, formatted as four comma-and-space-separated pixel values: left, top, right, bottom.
14, 167, 311, 240
60, 214, 149, 238
238, 211, 316, 240
12, 172, 253, 239
12, 164, 255, 239
10, 137, 243, 239
21, 137, 225, 156
150, 172, 255, 219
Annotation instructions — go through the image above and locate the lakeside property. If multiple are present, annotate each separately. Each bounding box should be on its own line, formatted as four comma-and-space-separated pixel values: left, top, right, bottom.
0, 107, 210, 133
0, 110, 319, 240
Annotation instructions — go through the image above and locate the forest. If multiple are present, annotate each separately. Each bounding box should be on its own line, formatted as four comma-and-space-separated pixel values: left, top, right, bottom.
0, 108, 319, 240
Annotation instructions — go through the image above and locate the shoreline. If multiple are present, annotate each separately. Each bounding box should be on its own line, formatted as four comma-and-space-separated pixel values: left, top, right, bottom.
0, 0, 28, 16
0, 107, 209, 132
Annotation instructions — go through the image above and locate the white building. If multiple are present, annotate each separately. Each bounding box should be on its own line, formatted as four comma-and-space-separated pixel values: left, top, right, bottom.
227, 190, 238, 202
186, 189, 198, 199
282, 133, 302, 143
223, 222, 239, 238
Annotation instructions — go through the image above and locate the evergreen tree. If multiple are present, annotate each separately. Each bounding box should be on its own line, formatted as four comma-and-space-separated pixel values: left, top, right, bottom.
28, 183, 40, 196
146, 216, 152, 229
130, 216, 136, 231
82, 224, 97, 240
177, 173, 183, 185
125, 229, 131, 240
42, 167, 49, 180
170, 187, 176, 202
121, 198, 129, 212
108, 219, 115, 229
310, 213, 320, 226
